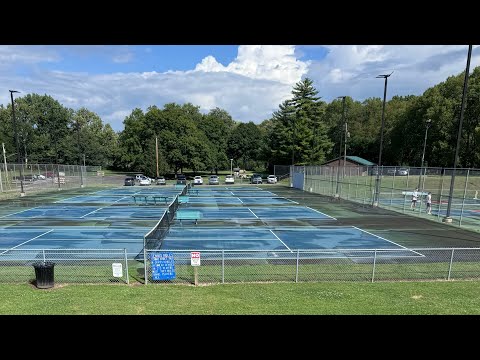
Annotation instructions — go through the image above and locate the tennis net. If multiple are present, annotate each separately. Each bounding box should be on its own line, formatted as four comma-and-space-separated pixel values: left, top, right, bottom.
143, 195, 180, 250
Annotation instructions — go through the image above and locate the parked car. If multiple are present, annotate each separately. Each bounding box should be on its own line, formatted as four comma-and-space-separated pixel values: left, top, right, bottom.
193, 176, 203, 185
124, 177, 135, 186
156, 176, 166, 185
209, 175, 219, 185
251, 174, 262, 184
386, 168, 397, 176
267, 175, 277, 184
176, 174, 187, 185
225, 175, 235, 184
139, 176, 151, 186
135, 174, 144, 182
397, 168, 409, 176
35, 174, 46, 180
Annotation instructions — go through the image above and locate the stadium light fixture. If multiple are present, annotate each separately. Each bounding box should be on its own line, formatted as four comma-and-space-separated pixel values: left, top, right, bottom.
335, 96, 346, 198
372, 71, 393, 207
9, 90, 25, 197
418, 118, 432, 191
444, 45, 472, 223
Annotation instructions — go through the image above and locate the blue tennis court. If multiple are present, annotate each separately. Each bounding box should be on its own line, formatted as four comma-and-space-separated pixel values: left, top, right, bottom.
1, 205, 167, 220
0, 226, 418, 259
159, 226, 418, 257
173, 206, 334, 220
187, 197, 296, 205
191, 190, 278, 197
0, 227, 149, 254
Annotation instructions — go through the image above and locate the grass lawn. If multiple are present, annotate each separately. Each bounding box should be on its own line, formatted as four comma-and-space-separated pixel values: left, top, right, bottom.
1, 281, 479, 315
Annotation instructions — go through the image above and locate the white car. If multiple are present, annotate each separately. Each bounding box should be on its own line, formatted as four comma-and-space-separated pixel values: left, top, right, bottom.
267, 175, 277, 184
193, 176, 203, 185
225, 175, 235, 184
139, 176, 151, 186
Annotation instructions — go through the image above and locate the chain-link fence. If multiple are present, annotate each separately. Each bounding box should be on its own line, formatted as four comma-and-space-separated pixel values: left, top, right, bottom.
0, 163, 124, 198
1, 247, 479, 285
293, 165, 480, 232
144, 248, 480, 285
0, 249, 129, 284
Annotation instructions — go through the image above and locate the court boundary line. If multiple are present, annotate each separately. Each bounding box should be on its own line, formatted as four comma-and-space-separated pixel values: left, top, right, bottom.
248, 208, 259, 219
269, 230, 292, 252
352, 226, 424, 256
80, 206, 108, 219
0, 229, 54, 254
0, 206, 42, 218
54, 195, 84, 203
237, 197, 244, 204
304, 206, 337, 220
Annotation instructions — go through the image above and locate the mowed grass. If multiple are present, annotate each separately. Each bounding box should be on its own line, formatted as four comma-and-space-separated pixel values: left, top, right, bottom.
1, 281, 479, 315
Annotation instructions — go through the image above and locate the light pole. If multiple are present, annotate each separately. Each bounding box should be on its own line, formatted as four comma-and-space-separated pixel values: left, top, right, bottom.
9, 90, 25, 197
373, 72, 393, 206
444, 45, 472, 223
230, 159, 233, 176
335, 96, 346, 198
418, 119, 432, 191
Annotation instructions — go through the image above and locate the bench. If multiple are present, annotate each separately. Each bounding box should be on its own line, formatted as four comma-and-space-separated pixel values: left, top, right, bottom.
178, 195, 189, 205
151, 195, 170, 205
132, 195, 149, 205
176, 210, 201, 225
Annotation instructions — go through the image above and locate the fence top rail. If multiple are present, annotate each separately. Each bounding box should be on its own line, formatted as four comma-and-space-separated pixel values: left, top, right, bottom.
0, 248, 127, 252
146, 247, 480, 252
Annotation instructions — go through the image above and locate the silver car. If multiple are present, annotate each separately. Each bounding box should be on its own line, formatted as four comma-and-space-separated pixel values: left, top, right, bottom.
208, 175, 219, 185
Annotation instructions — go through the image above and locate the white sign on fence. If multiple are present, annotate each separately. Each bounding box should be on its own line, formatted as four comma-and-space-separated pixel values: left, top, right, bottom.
190, 252, 200, 266
112, 263, 123, 277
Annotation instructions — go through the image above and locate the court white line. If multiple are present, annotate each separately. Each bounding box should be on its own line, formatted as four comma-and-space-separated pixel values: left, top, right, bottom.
230, 191, 235, 196
80, 206, 107, 219
54, 195, 84, 203
113, 196, 130, 203
269, 229, 292, 252
0, 229, 54, 255
237, 197, 244, 204
305, 206, 337, 220
248, 208, 259, 219
0, 206, 42, 218
352, 226, 423, 256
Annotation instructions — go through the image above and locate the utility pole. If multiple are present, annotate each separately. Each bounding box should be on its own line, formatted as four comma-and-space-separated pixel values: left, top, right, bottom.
2, 143, 8, 183
10, 90, 25, 196
444, 45, 472, 223
373, 72, 393, 206
155, 136, 159, 179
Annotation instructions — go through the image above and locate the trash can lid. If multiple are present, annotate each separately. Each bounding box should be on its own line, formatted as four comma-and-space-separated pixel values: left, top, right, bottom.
33, 261, 55, 267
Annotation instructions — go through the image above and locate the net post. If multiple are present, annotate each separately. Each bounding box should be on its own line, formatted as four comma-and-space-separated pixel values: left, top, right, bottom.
371, 250, 377, 283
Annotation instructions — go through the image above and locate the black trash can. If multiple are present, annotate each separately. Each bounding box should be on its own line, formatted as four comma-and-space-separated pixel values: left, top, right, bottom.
33, 262, 55, 289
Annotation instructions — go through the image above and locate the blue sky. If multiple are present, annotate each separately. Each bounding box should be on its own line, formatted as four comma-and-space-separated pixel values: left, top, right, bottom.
1, 45, 478, 131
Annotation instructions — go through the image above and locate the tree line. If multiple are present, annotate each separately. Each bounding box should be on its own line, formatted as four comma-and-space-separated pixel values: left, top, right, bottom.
1, 67, 479, 177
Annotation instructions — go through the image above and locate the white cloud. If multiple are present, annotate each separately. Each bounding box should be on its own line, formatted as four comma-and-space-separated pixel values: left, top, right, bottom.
193, 45, 309, 85
0, 45, 479, 133
306, 45, 480, 101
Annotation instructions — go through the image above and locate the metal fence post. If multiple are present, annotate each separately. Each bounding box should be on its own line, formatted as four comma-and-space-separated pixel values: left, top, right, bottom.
222, 250, 225, 284
144, 239, 148, 285
459, 169, 469, 227
371, 250, 377, 283
447, 248, 455, 280
437, 169, 445, 222
295, 249, 299, 283
42, 249, 46, 262
124, 248, 129, 284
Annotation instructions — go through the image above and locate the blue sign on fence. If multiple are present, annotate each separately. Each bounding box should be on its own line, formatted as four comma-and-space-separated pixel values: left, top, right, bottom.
150, 252, 176, 281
